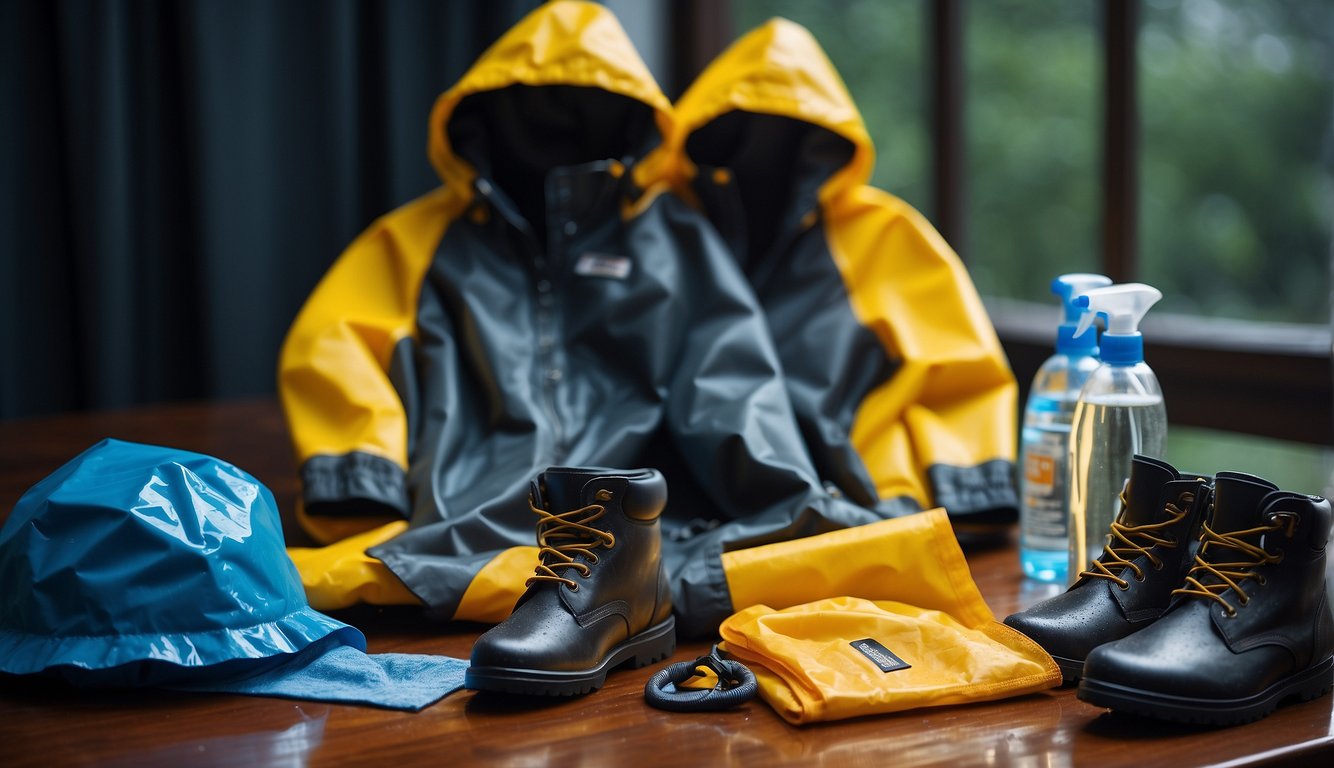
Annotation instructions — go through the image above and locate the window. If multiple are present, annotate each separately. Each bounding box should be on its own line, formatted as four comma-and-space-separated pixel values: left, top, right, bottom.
718, 0, 1334, 493
1140, 0, 1331, 325
965, 0, 1101, 300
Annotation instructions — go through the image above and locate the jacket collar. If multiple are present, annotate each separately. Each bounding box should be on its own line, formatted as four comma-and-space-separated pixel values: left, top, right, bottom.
470, 159, 629, 243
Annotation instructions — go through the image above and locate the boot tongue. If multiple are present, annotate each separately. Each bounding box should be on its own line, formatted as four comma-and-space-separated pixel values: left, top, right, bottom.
1210, 472, 1280, 537
538, 467, 606, 513
1120, 455, 1180, 527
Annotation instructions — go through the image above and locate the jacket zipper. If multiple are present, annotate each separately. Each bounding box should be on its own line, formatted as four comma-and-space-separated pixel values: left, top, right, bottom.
538, 171, 576, 464
477, 176, 568, 465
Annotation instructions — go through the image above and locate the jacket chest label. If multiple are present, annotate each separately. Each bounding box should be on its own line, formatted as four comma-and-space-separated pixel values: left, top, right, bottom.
574, 252, 633, 280
850, 638, 912, 673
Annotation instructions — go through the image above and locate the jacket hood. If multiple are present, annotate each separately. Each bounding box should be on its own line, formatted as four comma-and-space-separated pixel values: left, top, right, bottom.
428, 1, 674, 198
673, 17, 874, 201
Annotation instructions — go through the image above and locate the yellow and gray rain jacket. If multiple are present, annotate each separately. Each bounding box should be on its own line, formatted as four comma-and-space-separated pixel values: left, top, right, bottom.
280, 2, 898, 638
669, 18, 1018, 567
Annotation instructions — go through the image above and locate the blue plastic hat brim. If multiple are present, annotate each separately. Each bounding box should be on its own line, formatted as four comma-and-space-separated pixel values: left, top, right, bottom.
12, 629, 465, 712
0, 606, 365, 682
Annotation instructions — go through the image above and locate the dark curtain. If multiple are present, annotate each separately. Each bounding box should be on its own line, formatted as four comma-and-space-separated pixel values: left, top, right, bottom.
0, 0, 539, 419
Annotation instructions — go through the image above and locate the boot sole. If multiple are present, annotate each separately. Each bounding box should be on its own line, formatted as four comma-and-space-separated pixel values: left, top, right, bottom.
1077, 654, 1334, 726
464, 616, 677, 697
1051, 654, 1085, 685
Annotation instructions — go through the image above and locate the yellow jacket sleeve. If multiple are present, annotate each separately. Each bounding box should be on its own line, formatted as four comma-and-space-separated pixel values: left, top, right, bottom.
829, 186, 1017, 512
278, 188, 458, 543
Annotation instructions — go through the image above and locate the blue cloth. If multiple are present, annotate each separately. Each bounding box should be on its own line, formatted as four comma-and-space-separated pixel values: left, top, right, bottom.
182, 640, 468, 712
0, 439, 464, 710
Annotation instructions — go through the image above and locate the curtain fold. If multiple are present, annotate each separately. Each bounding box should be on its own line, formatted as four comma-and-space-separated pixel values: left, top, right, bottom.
1, 0, 538, 418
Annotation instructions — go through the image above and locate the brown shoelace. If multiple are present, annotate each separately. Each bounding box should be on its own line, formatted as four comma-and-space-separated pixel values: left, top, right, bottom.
1172, 511, 1296, 616
526, 500, 617, 591
1081, 489, 1195, 589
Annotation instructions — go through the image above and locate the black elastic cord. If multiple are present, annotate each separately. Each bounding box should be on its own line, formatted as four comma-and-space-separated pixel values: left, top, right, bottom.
643, 645, 758, 712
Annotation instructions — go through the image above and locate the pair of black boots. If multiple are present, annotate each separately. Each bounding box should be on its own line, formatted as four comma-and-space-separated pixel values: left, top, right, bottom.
1005, 455, 1334, 725
464, 467, 676, 696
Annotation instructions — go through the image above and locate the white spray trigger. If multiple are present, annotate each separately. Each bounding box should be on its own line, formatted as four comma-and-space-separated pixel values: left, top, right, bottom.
1074, 283, 1163, 337
1073, 307, 1103, 339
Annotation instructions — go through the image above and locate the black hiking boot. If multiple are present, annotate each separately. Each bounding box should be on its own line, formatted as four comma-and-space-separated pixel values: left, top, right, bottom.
1004, 456, 1210, 682
465, 467, 676, 696
1078, 471, 1334, 725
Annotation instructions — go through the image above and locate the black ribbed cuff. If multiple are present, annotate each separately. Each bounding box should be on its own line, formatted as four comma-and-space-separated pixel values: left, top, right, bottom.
927, 459, 1019, 524
301, 451, 409, 519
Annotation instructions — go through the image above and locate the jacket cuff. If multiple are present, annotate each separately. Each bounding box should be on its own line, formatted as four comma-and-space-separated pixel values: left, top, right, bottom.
927, 459, 1019, 525
300, 452, 410, 520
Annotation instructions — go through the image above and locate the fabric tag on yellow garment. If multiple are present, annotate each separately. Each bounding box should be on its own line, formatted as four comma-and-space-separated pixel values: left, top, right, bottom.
849, 638, 911, 673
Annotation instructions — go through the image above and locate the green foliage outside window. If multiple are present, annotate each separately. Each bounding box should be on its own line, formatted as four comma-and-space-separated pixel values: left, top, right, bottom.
1140, 0, 1332, 323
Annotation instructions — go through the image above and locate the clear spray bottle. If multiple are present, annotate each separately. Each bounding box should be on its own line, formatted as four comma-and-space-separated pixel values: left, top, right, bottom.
1019, 273, 1111, 583
1066, 283, 1167, 583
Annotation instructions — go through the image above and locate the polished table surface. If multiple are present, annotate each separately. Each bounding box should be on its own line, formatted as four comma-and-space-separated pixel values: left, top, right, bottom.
1, 399, 1331, 767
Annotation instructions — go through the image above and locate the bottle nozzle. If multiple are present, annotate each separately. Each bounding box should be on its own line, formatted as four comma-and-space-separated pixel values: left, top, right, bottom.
1052, 273, 1111, 355
1074, 283, 1162, 336
1073, 283, 1162, 364
1052, 273, 1112, 325
1073, 305, 1101, 340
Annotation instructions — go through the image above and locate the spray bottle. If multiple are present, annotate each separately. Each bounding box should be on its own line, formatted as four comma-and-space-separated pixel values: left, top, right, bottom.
1066, 283, 1167, 583
1019, 273, 1111, 583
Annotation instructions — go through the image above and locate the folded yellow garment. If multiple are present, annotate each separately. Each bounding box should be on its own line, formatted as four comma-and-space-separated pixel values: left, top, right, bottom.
720, 596, 1058, 724
717, 509, 1060, 724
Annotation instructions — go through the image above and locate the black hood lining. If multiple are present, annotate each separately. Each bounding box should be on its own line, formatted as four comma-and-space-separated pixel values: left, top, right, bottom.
687, 111, 854, 260
448, 84, 658, 230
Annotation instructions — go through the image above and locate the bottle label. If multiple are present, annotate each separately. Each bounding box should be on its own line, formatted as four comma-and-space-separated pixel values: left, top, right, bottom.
1022, 427, 1068, 549
1025, 446, 1056, 494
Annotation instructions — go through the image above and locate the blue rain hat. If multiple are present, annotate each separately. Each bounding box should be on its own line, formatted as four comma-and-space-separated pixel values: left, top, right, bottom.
0, 439, 464, 709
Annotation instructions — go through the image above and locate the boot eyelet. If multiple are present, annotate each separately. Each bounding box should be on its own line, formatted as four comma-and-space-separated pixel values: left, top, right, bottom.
568, 582, 580, 593
1257, 575, 1268, 586
1117, 581, 1130, 591
1152, 560, 1164, 571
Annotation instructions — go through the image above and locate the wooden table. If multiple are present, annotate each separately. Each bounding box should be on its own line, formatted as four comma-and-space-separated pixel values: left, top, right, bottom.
1, 399, 1330, 767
